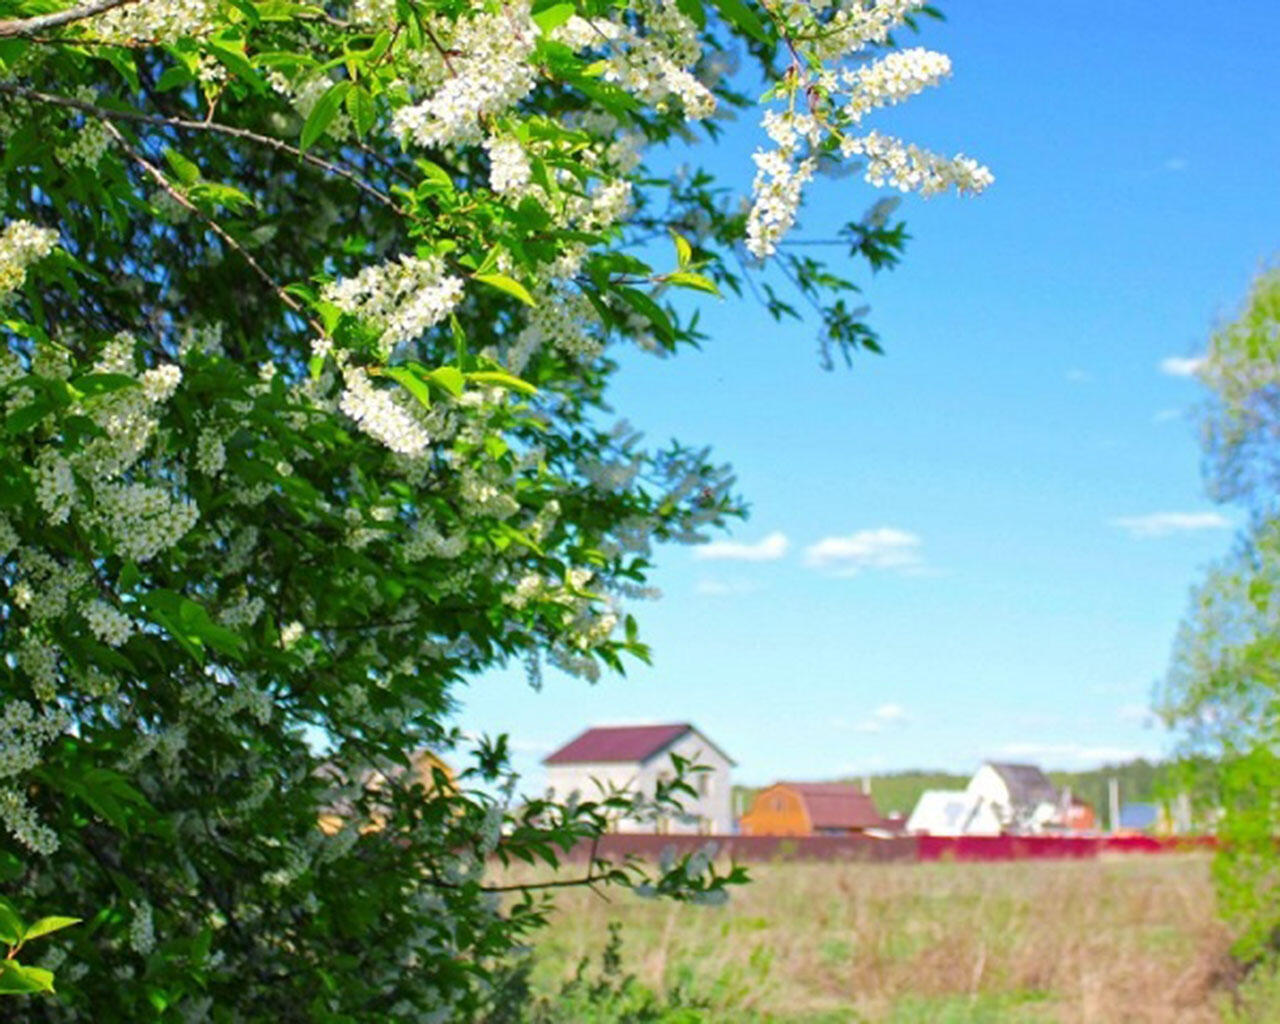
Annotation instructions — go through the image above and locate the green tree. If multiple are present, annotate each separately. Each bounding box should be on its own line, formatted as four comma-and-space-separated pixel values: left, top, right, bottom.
1163, 268, 1280, 963
0, 0, 988, 1017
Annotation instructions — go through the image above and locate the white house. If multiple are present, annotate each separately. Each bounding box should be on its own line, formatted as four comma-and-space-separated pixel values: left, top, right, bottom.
543, 723, 735, 834
966, 762, 1060, 833
905, 789, 1002, 836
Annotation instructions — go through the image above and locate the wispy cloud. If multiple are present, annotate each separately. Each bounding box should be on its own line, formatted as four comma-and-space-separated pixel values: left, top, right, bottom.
995, 742, 1149, 767
1159, 355, 1205, 378
1163, 157, 1189, 173
804, 528, 924, 577
1111, 511, 1230, 538
1117, 703, 1156, 726
1152, 408, 1183, 424
694, 530, 789, 562
1065, 368, 1092, 384
694, 578, 762, 597
852, 703, 910, 734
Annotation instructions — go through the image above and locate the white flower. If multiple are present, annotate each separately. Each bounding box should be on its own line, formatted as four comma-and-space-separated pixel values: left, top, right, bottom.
33, 451, 76, 526
0, 220, 58, 302
323, 254, 464, 355
83, 598, 134, 648
484, 135, 532, 195
339, 367, 432, 456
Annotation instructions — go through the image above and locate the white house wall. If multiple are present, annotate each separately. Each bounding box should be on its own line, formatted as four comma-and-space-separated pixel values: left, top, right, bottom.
544, 729, 733, 835
966, 764, 1019, 828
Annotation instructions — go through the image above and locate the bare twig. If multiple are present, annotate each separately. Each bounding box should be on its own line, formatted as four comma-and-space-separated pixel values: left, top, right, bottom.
100, 119, 328, 339
0, 0, 137, 38
0, 82, 401, 214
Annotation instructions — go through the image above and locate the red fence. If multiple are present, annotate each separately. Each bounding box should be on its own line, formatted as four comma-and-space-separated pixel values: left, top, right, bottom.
562, 833, 1213, 864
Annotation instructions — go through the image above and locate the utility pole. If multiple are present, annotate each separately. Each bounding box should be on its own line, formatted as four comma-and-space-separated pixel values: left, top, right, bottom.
1109, 777, 1120, 833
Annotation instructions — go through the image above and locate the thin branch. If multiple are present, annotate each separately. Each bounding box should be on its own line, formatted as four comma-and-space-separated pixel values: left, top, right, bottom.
0, 82, 401, 214
0, 0, 137, 38
100, 119, 328, 339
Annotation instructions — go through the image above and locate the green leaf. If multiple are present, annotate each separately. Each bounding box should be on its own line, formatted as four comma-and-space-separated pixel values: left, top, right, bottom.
618, 287, 676, 347
187, 182, 255, 212
429, 366, 465, 397
4, 396, 53, 435
155, 65, 194, 92
344, 85, 377, 138
0, 898, 24, 946
164, 148, 201, 186
466, 370, 537, 396
384, 366, 432, 409
710, 0, 769, 43
670, 230, 693, 268
665, 271, 720, 296
532, 2, 575, 33
22, 917, 80, 942
474, 273, 536, 307
300, 80, 351, 151
206, 41, 265, 91
0, 960, 54, 995
70, 373, 139, 397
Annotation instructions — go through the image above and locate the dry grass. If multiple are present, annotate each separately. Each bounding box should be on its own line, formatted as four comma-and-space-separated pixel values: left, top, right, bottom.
521, 854, 1238, 1022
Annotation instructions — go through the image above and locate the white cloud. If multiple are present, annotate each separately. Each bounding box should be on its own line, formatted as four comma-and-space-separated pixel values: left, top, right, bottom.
1117, 703, 1156, 726
1152, 408, 1183, 424
852, 703, 910, 733
995, 742, 1149, 767
694, 579, 761, 597
1163, 157, 1188, 172
1159, 355, 1205, 377
1065, 368, 1091, 384
694, 530, 789, 562
1111, 511, 1230, 538
804, 528, 924, 577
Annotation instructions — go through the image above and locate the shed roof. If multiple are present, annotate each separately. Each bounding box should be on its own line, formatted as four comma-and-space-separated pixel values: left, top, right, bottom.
782, 782, 882, 830
544, 723, 734, 766
984, 762, 1058, 806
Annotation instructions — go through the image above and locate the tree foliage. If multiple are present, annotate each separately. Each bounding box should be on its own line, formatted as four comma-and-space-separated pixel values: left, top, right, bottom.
0, 0, 987, 1016
1163, 268, 1280, 963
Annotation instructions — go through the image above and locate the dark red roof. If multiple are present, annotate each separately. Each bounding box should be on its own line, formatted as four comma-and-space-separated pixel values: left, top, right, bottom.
783, 782, 883, 830
544, 724, 693, 765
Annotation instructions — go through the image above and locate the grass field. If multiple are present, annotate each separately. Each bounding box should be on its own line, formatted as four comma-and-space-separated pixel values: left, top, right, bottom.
521, 854, 1271, 1023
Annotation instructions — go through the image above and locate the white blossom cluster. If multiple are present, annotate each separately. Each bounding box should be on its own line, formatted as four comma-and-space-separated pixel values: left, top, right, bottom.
554, 1, 717, 120
840, 131, 995, 196
391, 5, 539, 149
88, 481, 199, 562
743, 4, 991, 258
54, 86, 114, 168
746, 145, 817, 261
87, 0, 220, 44
403, 519, 468, 561
338, 366, 432, 456
0, 219, 58, 302
841, 47, 952, 120
484, 135, 532, 196
82, 597, 135, 648
323, 254, 464, 356
127, 901, 155, 955
34, 450, 76, 525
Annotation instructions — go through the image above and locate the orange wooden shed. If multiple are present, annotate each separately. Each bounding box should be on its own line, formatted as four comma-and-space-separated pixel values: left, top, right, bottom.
739, 782, 884, 837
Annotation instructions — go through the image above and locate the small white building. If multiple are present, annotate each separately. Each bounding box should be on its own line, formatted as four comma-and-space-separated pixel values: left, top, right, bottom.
543, 723, 734, 834
905, 789, 1002, 836
966, 762, 1060, 833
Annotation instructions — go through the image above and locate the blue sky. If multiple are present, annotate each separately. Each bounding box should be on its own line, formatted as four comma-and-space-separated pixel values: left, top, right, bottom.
454, 0, 1280, 788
